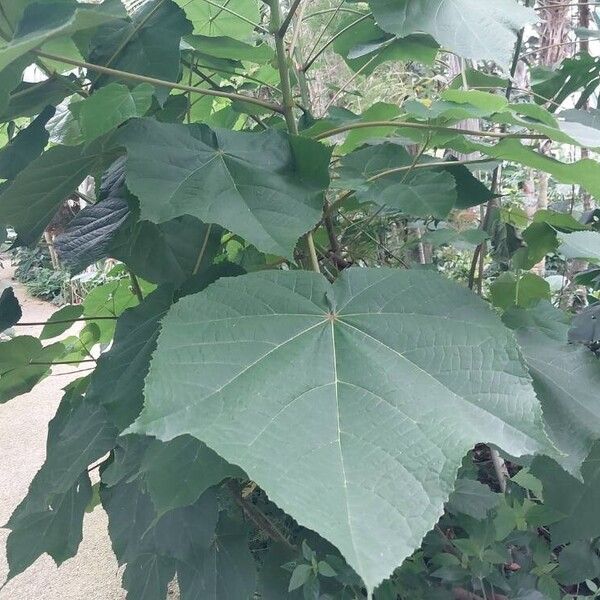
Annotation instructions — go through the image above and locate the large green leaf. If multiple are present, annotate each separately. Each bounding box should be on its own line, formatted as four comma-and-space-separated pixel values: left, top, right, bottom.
504, 302, 600, 475
368, 0, 535, 67
0, 143, 104, 245
85, 286, 174, 429
4, 472, 92, 579
0, 0, 125, 71
130, 268, 550, 591
177, 512, 257, 600
359, 170, 457, 219
87, 0, 192, 102
101, 473, 251, 600
115, 118, 331, 258
337, 142, 491, 211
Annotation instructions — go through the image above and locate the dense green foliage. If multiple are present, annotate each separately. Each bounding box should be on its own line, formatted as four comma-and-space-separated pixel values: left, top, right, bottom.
0, 0, 599, 598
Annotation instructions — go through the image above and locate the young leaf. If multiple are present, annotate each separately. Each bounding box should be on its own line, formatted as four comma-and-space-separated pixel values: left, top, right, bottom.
130, 268, 551, 592
289, 564, 313, 592
115, 118, 331, 258
40, 305, 84, 340
446, 479, 500, 520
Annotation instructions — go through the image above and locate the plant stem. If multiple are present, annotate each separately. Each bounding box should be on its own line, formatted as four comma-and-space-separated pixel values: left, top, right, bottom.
226, 480, 295, 550
303, 13, 371, 72
314, 120, 547, 142
30, 359, 98, 365
34, 50, 285, 114
202, 0, 270, 33
269, 0, 298, 133
129, 270, 144, 303
15, 316, 118, 327
192, 224, 213, 275
278, 0, 303, 37
269, 0, 321, 274
490, 448, 508, 493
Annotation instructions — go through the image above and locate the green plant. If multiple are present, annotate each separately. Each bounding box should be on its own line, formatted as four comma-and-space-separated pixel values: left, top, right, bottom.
0, 0, 599, 598
11, 247, 70, 301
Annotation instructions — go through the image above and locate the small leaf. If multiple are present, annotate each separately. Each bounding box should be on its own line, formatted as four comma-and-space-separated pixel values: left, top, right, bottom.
302, 540, 314, 562
289, 564, 313, 592
318, 561, 337, 577
446, 479, 500, 520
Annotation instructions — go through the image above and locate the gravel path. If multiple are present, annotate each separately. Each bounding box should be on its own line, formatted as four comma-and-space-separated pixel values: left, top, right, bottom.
0, 262, 126, 599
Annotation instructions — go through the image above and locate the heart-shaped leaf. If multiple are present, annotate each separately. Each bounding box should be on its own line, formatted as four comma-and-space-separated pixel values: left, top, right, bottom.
130, 268, 551, 591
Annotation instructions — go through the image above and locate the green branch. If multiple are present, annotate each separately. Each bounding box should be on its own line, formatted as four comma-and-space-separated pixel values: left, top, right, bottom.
34, 50, 285, 114
314, 120, 548, 141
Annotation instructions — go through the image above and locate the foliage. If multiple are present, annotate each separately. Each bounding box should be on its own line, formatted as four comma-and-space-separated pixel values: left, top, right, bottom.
0, 0, 599, 599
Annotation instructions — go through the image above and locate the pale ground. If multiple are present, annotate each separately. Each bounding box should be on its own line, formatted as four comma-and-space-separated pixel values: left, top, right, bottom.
0, 259, 126, 599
